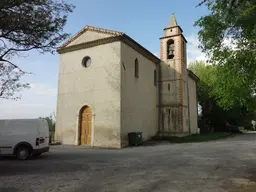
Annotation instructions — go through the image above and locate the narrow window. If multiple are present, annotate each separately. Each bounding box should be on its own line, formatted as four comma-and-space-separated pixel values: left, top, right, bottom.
135, 58, 139, 78
168, 83, 170, 90
122, 62, 126, 71
154, 70, 157, 86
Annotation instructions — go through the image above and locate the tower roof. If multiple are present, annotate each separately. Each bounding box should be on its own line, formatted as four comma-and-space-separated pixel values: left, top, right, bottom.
168, 13, 178, 27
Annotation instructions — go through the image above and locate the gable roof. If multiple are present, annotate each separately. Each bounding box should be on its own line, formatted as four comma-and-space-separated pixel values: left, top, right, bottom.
57, 25, 160, 64
56, 25, 200, 82
58, 25, 124, 49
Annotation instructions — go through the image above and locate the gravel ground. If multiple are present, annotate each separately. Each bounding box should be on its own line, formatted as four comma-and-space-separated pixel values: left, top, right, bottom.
1, 133, 256, 192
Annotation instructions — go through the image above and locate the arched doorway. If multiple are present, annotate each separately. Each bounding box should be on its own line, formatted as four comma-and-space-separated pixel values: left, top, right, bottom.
79, 106, 92, 145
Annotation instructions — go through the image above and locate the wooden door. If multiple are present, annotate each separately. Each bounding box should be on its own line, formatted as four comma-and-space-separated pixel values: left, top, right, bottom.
80, 107, 92, 145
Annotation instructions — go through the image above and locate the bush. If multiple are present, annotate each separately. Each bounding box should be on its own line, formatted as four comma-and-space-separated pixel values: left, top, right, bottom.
229, 125, 242, 133
244, 123, 253, 130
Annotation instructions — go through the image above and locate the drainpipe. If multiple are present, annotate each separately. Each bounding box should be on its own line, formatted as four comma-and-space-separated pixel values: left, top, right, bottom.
187, 71, 191, 135
157, 61, 162, 135
195, 81, 199, 133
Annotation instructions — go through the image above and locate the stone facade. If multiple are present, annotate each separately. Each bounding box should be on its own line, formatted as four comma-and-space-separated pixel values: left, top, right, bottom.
56, 41, 122, 148
55, 15, 199, 148
120, 42, 158, 147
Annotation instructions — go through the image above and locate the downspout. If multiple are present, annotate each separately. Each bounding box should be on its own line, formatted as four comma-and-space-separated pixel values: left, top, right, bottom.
157, 61, 162, 135
195, 81, 199, 133
187, 72, 191, 134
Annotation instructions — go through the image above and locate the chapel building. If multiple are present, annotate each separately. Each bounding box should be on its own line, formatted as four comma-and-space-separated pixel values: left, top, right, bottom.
55, 14, 199, 148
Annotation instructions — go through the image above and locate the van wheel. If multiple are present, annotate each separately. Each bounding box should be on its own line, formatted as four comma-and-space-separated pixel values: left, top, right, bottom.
16, 146, 30, 160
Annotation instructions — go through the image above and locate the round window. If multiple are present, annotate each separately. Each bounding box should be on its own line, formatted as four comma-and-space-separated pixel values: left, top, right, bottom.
82, 56, 92, 68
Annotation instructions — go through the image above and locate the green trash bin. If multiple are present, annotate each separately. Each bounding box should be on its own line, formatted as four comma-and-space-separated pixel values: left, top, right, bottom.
128, 132, 142, 146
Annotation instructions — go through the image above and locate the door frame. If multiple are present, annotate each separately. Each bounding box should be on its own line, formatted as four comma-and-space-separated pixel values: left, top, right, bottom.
77, 105, 94, 146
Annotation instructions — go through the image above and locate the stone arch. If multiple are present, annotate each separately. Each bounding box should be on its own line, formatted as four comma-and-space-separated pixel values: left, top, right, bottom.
167, 39, 174, 59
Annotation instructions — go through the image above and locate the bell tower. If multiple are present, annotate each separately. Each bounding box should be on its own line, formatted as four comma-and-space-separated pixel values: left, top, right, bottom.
160, 13, 187, 67
159, 14, 189, 135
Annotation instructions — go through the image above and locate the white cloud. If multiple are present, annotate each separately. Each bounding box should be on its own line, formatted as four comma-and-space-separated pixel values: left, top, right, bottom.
29, 84, 57, 96
0, 83, 57, 119
186, 34, 207, 65
186, 35, 238, 65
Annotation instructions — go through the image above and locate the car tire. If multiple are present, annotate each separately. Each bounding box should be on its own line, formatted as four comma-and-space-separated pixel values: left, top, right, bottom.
16, 146, 30, 160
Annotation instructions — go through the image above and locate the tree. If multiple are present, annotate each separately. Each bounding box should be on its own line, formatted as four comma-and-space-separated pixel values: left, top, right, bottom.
0, 0, 74, 99
190, 61, 254, 133
189, 61, 217, 132
0, 63, 29, 99
195, 0, 256, 110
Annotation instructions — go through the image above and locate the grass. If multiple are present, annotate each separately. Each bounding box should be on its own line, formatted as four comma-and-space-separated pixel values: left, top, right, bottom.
240, 129, 248, 133
152, 132, 233, 143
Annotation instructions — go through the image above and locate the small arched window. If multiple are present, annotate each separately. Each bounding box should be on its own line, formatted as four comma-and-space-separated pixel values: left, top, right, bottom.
167, 39, 174, 59
134, 58, 139, 78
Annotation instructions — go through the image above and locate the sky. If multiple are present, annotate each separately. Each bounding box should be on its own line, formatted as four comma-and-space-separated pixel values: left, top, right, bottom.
0, 0, 209, 119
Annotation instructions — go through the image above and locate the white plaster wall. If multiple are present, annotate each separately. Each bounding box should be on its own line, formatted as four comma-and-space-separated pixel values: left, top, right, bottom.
56, 41, 122, 148
120, 42, 158, 146
188, 76, 198, 134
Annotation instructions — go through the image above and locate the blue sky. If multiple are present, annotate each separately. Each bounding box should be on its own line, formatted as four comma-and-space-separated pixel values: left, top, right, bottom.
0, 0, 208, 119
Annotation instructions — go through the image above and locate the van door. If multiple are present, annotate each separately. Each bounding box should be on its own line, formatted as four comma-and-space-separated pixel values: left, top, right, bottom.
0, 120, 15, 155
37, 119, 49, 148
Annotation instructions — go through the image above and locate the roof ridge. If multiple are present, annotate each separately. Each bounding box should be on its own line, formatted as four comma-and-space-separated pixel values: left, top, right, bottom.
58, 25, 124, 49
86, 25, 124, 36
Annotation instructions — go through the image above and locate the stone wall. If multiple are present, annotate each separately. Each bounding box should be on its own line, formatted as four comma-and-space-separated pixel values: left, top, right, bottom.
120, 42, 158, 146
55, 41, 122, 148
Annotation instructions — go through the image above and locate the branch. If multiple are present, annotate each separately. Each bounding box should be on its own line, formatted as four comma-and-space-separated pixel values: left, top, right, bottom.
0, 25, 18, 38
0, 58, 31, 74
0, 39, 8, 49
1, 36, 31, 46
0, 80, 8, 97
0, 47, 38, 59
0, 0, 25, 11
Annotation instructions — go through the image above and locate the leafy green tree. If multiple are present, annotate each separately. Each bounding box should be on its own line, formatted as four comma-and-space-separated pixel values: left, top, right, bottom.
0, 0, 74, 99
189, 61, 252, 132
195, 0, 256, 110
189, 61, 217, 132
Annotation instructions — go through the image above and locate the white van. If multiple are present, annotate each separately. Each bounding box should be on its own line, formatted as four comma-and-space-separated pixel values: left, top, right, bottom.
0, 119, 50, 160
